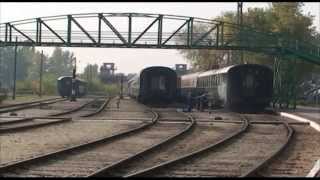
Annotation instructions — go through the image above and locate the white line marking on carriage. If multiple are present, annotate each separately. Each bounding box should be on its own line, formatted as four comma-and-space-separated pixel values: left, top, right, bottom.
279, 112, 320, 177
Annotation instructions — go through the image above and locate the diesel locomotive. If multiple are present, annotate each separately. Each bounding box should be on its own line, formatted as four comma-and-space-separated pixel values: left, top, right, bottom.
179, 64, 273, 112
127, 66, 177, 104
57, 76, 88, 98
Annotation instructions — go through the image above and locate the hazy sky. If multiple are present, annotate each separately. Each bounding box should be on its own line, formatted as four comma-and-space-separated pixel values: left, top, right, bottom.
0, 2, 319, 74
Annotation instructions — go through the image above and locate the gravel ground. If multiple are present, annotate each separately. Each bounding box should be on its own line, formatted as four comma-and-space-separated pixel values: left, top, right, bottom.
84, 98, 153, 121
0, 120, 143, 166
259, 124, 320, 177
0, 98, 94, 117
0, 96, 60, 107
147, 123, 288, 177
104, 122, 241, 177
186, 111, 320, 177
1, 121, 187, 177
0, 119, 69, 130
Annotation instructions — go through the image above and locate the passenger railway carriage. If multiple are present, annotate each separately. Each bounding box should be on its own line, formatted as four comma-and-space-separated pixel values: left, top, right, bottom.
127, 66, 177, 104
179, 64, 273, 112
57, 76, 88, 98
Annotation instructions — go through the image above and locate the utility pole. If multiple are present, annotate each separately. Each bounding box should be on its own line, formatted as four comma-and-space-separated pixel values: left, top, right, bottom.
12, 37, 18, 100
120, 74, 124, 99
39, 50, 44, 98
237, 2, 244, 64
0, 44, 2, 89
70, 57, 77, 102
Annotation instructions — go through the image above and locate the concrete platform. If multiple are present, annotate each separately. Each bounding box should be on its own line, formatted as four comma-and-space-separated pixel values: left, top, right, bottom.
284, 105, 320, 124
278, 106, 320, 177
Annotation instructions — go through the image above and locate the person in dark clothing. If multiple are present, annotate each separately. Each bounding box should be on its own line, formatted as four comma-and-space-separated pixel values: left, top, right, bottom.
198, 92, 208, 112
187, 92, 193, 112
116, 98, 120, 109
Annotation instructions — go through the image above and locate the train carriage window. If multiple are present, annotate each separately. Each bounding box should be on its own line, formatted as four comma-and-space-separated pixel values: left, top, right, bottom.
201, 77, 204, 88
206, 77, 208, 88
202, 78, 206, 88
151, 76, 166, 90
216, 75, 218, 85
202, 77, 204, 88
202, 77, 205, 88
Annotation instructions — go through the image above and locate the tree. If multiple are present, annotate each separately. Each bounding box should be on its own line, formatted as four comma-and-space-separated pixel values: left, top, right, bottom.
46, 47, 74, 77
175, 2, 318, 73
175, 3, 319, 108
81, 64, 99, 81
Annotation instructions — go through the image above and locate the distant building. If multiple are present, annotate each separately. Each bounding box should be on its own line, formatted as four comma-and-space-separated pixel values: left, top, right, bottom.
175, 64, 188, 76
99, 63, 116, 83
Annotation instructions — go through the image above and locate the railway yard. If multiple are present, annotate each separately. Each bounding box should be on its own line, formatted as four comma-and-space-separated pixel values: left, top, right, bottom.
0, 96, 319, 177
1, 3, 320, 177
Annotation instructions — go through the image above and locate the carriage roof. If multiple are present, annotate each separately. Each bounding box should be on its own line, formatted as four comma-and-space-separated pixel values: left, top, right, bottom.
198, 65, 236, 78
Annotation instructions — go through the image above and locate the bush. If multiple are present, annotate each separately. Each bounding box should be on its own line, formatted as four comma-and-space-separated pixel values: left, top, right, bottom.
87, 79, 120, 96
42, 73, 58, 95
0, 89, 7, 104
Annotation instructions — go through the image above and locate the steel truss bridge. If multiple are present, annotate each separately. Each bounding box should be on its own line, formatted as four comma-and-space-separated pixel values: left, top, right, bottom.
0, 12, 319, 65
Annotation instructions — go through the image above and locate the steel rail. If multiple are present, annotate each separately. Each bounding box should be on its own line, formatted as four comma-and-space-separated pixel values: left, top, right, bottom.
125, 114, 250, 177
88, 112, 196, 177
0, 117, 34, 125
49, 97, 101, 117
0, 98, 67, 114
0, 97, 106, 133
0, 105, 159, 177
0, 117, 72, 133
241, 120, 294, 177
80, 96, 112, 117
0, 97, 62, 109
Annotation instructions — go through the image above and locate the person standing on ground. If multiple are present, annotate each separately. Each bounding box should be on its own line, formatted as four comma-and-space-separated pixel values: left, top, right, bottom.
116, 98, 120, 109
187, 92, 193, 112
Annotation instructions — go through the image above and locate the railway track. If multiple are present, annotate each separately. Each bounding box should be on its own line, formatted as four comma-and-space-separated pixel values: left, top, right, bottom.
0, 106, 191, 177
0, 97, 62, 109
0, 98, 66, 114
0, 97, 111, 133
123, 114, 294, 177
50, 96, 111, 118
0, 117, 71, 133
89, 113, 241, 177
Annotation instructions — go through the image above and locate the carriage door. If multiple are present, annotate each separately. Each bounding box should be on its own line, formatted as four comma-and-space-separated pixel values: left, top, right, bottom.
151, 76, 166, 92
242, 69, 256, 97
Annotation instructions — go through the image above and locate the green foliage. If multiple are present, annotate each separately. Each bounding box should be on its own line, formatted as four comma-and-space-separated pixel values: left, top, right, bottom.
0, 88, 7, 104
174, 2, 319, 107
176, 2, 318, 74
87, 79, 119, 96
0, 46, 76, 96
41, 73, 58, 95
16, 80, 33, 92
80, 64, 99, 81
46, 47, 74, 77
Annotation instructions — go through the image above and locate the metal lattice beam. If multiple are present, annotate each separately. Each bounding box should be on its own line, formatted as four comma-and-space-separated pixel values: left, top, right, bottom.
100, 13, 127, 44
0, 12, 319, 65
